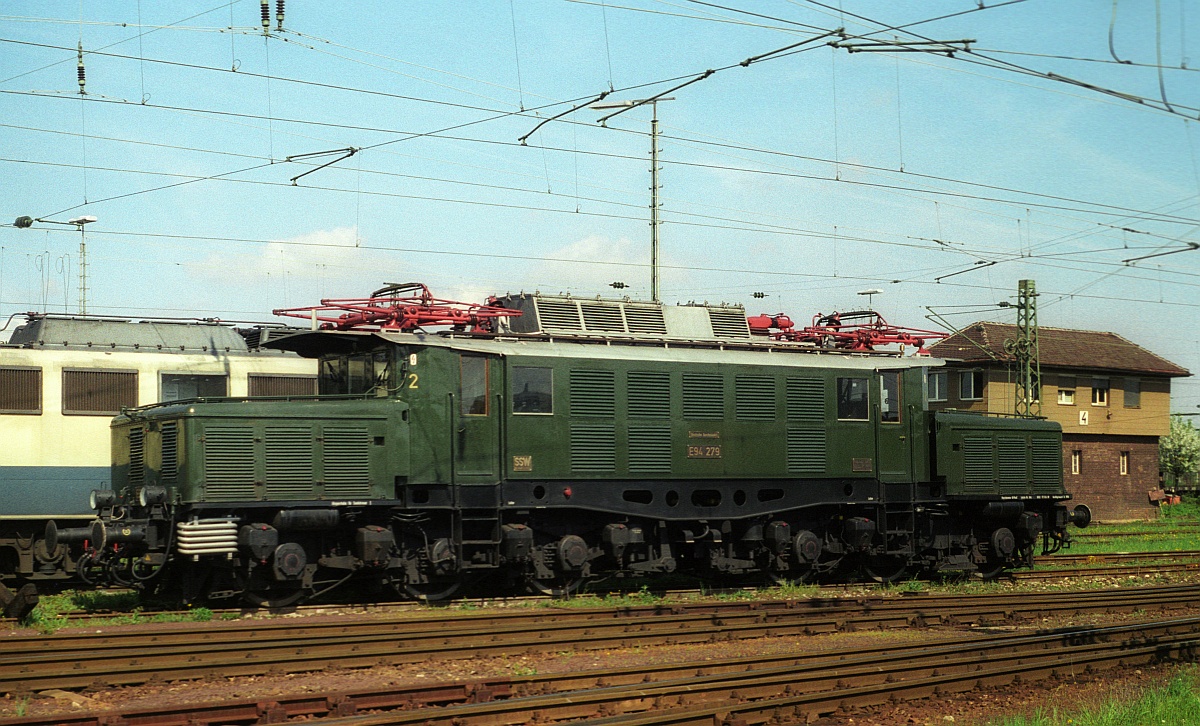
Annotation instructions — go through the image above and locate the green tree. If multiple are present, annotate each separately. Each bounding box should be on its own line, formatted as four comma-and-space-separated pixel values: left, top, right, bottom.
1160, 416, 1200, 482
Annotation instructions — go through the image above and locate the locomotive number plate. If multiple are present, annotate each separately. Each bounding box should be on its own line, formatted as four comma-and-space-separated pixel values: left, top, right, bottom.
687, 445, 722, 459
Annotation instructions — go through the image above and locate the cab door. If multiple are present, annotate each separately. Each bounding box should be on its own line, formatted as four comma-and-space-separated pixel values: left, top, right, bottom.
455, 354, 499, 479
874, 369, 913, 483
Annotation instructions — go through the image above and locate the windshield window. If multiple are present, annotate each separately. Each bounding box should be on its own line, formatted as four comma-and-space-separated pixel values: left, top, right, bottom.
319, 349, 393, 395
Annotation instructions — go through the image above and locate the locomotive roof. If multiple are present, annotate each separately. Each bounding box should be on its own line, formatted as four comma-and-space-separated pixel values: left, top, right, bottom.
270, 330, 940, 370
3, 315, 293, 354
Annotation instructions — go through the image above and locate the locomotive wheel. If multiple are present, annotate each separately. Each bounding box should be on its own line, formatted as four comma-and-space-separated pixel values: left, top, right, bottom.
863, 555, 909, 584
768, 568, 817, 587
242, 585, 305, 609
528, 574, 585, 598
403, 579, 462, 603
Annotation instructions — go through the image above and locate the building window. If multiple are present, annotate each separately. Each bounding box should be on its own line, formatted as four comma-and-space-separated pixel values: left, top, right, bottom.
1057, 375, 1076, 405
0, 366, 41, 414
63, 369, 137, 415
880, 371, 901, 422
836, 377, 869, 420
1119, 451, 1129, 476
512, 366, 553, 414
960, 370, 984, 401
927, 371, 947, 402
1071, 450, 1082, 475
248, 373, 318, 397
160, 373, 228, 401
1123, 378, 1140, 408
460, 356, 489, 416
1091, 378, 1109, 406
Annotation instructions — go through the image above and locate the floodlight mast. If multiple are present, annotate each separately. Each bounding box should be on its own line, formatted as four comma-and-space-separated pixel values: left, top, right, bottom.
590, 97, 674, 303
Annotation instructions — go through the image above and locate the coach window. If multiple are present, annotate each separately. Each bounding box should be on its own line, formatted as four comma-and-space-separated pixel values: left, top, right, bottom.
248, 373, 319, 397
960, 370, 984, 401
62, 369, 137, 415
880, 371, 901, 423
512, 366, 552, 414
0, 367, 41, 414
460, 356, 489, 416
160, 373, 227, 401
836, 377, 869, 420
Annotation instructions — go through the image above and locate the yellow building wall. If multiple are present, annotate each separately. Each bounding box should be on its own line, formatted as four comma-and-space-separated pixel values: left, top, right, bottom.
927, 367, 1174, 438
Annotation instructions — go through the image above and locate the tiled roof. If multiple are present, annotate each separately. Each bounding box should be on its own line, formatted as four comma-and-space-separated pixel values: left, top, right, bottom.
930, 322, 1190, 377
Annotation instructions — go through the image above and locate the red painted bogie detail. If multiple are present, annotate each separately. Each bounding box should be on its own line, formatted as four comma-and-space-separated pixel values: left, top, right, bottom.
748, 309, 949, 354
273, 282, 522, 333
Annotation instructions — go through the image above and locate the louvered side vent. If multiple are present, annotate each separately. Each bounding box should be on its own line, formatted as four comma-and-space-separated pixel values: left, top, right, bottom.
786, 378, 825, 422
128, 427, 145, 488
961, 437, 995, 491
580, 302, 626, 332
536, 299, 583, 331
682, 373, 724, 420
787, 429, 826, 474
322, 427, 371, 498
570, 422, 616, 472
997, 437, 1029, 491
1031, 438, 1063, 492
707, 308, 750, 338
570, 370, 616, 418
203, 427, 256, 500
629, 425, 672, 473
735, 375, 776, 421
159, 422, 179, 486
628, 371, 671, 418
624, 306, 667, 334
265, 427, 315, 499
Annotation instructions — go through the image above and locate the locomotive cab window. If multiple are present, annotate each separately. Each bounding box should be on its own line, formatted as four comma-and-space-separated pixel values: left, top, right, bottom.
512, 366, 552, 414
836, 377, 869, 421
319, 349, 392, 395
880, 371, 901, 423
460, 355, 489, 416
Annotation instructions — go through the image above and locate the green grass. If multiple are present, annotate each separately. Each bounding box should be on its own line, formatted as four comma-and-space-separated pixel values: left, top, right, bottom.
984, 664, 1200, 725
19, 590, 229, 634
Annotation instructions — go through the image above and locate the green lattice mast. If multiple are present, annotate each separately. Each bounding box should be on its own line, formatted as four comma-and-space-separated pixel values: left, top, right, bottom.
1006, 279, 1041, 417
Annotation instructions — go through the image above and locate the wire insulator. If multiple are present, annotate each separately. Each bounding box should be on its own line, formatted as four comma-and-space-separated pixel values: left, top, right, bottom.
76, 41, 86, 94
260, 0, 270, 32
275, 0, 285, 31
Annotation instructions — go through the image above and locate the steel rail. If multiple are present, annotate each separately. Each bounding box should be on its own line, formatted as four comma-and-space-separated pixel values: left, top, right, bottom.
1035, 549, 1200, 565
1014, 561, 1200, 580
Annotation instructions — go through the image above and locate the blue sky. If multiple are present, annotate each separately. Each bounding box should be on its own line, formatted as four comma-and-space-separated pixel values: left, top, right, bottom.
1, 1, 1198, 411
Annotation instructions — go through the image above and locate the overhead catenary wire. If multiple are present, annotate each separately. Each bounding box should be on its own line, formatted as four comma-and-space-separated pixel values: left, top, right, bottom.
7, 35, 1200, 228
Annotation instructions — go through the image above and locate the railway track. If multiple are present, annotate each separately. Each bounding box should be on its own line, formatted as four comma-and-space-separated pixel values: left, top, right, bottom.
7, 607, 1200, 726
1034, 549, 1200, 565
1016, 560, 1200, 580
2, 584, 1199, 695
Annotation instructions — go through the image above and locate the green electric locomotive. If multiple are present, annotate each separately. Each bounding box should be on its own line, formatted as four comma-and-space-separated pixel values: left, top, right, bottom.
76, 285, 1089, 605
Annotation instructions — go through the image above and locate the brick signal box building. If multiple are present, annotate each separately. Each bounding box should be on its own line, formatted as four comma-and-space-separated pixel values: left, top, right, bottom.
929, 323, 1190, 521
